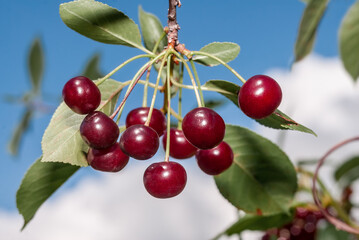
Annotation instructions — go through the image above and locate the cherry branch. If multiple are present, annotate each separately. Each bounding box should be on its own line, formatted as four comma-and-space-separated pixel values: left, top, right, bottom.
312, 136, 359, 235
167, 0, 181, 48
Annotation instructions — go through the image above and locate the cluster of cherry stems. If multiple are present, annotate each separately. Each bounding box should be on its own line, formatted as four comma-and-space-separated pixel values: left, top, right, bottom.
62, 61, 282, 199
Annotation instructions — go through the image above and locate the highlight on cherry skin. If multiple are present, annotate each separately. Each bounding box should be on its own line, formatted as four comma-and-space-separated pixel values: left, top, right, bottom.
196, 141, 234, 175
126, 107, 167, 137
238, 74, 282, 119
80, 111, 120, 149
182, 107, 226, 150
87, 142, 129, 172
119, 124, 159, 160
143, 161, 187, 199
62, 76, 101, 115
162, 128, 197, 159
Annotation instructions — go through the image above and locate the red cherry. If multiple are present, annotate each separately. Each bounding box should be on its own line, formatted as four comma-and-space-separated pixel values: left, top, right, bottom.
182, 107, 225, 149
196, 141, 233, 175
119, 125, 159, 160
62, 76, 101, 114
126, 107, 166, 136
80, 111, 119, 149
238, 75, 282, 119
143, 161, 187, 198
87, 143, 129, 172
162, 128, 197, 159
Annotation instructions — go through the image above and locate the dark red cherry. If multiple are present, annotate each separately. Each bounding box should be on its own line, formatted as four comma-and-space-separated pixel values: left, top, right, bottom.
162, 128, 197, 159
80, 111, 119, 149
126, 107, 166, 136
182, 107, 225, 149
119, 125, 159, 160
143, 161, 187, 199
196, 141, 233, 175
238, 75, 282, 119
62, 76, 101, 114
87, 143, 129, 172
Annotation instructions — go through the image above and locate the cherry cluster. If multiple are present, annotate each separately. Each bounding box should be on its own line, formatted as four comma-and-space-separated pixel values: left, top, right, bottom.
62, 73, 282, 199
262, 207, 324, 240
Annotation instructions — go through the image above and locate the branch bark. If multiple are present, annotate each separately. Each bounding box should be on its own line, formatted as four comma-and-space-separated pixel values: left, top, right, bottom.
167, 0, 181, 48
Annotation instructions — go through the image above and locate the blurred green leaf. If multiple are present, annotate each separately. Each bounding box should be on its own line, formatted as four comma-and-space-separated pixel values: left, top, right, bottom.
339, 0, 359, 82
203, 80, 316, 136
28, 38, 44, 94
139, 6, 167, 53
222, 209, 295, 237
82, 53, 104, 80
193, 42, 240, 66
294, 0, 328, 62
17, 157, 79, 230
60, 0, 145, 51
316, 221, 354, 240
41, 79, 122, 166
8, 109, 33, 155
334, 156, 359, 185
215, 125, 297, 215
203, 99, 227, 109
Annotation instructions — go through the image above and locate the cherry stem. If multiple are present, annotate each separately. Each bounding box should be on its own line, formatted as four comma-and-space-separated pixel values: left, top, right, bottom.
165, 54, 172, 162
169, 108, 183, 122
190, 59, 205, 106
152, 31, 167, 53
171, 50, 202, 107
98, 80, 131, 111
190, 51, 246, 84
142, 65, 152, 107
177, 62, 184, 130
96, 54, 152, 86
312, 136, 359, 234
144, 50, 171, 126
110, 52, 167, 121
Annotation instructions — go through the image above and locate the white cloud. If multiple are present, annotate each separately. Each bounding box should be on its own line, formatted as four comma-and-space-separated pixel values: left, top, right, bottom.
2, 55, 359, 240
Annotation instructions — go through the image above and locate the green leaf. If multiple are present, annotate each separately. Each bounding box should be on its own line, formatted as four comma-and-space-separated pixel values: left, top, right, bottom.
316, 221, 354, 240
215, 125, 297, 215
203, 80, 316, 136
223, 209, 295, 237
28, 38, 44, 94
8, 109, 33, 155
82, 53, 104, 80
339, 0, 359, 82
138, 6, 167, 53
294, 0, 328, 62
203, 99, 227, 109
193, 42, 240, 66
41, 79, 122, 166
334, 156, 359, 185
60, 0, 145, 51
17, 157, 79, 230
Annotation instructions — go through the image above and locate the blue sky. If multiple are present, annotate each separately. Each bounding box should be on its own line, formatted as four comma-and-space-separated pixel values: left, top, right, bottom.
0, 0, 356, 222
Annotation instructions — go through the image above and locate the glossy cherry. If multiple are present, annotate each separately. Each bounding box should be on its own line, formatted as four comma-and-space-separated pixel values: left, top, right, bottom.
126, 107, 166, 136
196, 141, 233, 175
238, 75, 282, 119
162, 128, 197, 159
62, 76, 101, 114
119, 125, 159, 160
143, 161, 187, 199
87, 143, 129, 172
182, 107, 225, 149
80, 111, 119, 149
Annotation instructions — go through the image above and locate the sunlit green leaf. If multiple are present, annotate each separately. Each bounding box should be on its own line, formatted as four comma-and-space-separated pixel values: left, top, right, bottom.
17, 157, 79, 229
193, 42, 240, 66
139, 6, 167, 53
294, 0, 328, 62
60, 0, 145, 51
41, 79, 123, 166
28, 38, 44, 94
339, 0, 359, 82
203, 80, 316, 135
215, 125, 297, 215
8, 109, 33, 155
